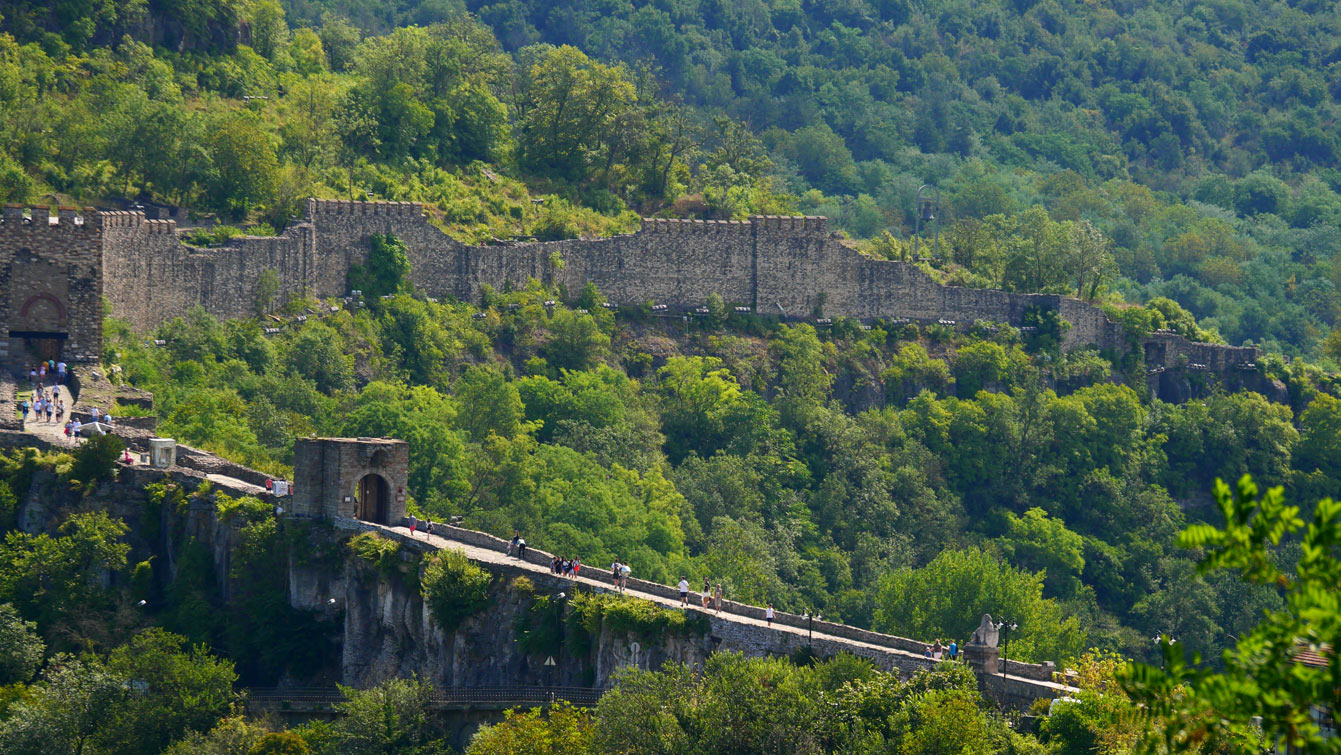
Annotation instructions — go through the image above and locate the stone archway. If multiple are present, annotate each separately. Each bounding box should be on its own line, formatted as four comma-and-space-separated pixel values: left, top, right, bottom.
10, 293, 69, 362
355, 473, 390, 524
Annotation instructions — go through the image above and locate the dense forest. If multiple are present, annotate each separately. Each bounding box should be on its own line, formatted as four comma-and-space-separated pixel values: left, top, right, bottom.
2, 0, 1341, 752
7, 0, 1341, 356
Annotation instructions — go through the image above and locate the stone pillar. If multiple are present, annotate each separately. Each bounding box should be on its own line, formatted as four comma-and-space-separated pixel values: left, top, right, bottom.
962, 642, 999, 674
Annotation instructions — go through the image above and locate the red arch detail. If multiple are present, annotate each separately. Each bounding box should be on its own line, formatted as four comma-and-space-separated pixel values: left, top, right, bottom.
18, 293, 68, 325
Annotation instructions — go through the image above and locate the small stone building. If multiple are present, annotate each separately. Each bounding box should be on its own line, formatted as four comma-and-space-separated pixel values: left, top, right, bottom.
291, 437, 409, 524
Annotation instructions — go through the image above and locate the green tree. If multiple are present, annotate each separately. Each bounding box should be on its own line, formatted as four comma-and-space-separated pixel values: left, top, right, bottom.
68, 433, 124, 488
544, 309, 610, 372
456, 365, 524, 443
349, 234, 412, 301
998, 508, 1086, 600
333, 677, 446, 755
874, 547, 1087, 663
0, 656, 125, 755
465, 703, 593, 755
204, 115, 280, 219
514, 45, 637, 184
0, 603, 42, 685
102, 629, 239, 755
1122, 476, 1337, 752
247, 732, 310, 755
421, 548, 492, 631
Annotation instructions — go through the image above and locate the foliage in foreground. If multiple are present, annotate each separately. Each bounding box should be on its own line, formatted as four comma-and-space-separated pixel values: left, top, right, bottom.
1123, 475, 1340, 753
465, 654, 1045, 755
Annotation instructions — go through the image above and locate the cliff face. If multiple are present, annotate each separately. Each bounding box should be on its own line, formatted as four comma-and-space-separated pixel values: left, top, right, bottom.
325, 553, 716, 690
8, 463, 715, 690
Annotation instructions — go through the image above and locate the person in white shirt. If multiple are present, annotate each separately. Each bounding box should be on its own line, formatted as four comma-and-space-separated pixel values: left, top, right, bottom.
678, 577, 690, 606
766, 604, 775, 626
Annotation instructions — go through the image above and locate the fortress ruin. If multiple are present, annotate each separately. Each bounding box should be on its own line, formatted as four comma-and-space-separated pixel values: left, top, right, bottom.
1, 199, 1260, 399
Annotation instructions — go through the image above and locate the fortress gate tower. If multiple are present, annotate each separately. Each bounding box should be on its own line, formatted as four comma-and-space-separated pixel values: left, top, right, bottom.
292, 437, 410, 524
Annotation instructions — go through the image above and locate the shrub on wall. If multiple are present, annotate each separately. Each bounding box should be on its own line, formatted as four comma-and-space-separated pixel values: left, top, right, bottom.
421, 548, 491, 631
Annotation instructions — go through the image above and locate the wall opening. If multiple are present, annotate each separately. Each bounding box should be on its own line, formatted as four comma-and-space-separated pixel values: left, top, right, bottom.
9, 331, 66, 362
355, 473, 390, 524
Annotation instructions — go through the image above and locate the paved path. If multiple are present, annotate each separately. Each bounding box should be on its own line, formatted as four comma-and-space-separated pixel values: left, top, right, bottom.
366, 521, 1076, 694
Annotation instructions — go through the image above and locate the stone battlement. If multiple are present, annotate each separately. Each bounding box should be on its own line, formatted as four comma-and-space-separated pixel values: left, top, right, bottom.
640, 218, 754, 234
306, 198, 425, 218
750, 214, 829, 235
1, 205, 98, 229
637, 215, 829, 236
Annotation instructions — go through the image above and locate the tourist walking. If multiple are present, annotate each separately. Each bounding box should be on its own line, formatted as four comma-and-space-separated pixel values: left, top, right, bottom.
713, 583, 723, 612
948, 640, 958, 661
610, 559, 621, 586
618, 562, 631, 593
766, 604, 775, 626
516, 537, 527, 560
18, 399, 28, 424
678, 577, 690, 606
572, 557, 580, 576
509, 531, 521, 557
71, 418, 82, 442
408, 514, 418, 538
701, 577, 711, 607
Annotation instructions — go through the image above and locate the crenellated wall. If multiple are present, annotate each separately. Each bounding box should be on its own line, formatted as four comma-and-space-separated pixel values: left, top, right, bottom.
0, 197, 1261, 385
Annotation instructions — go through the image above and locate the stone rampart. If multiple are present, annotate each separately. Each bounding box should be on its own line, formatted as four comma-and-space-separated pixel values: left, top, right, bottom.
100, 211, 317, 331
0, 197, 1261, 384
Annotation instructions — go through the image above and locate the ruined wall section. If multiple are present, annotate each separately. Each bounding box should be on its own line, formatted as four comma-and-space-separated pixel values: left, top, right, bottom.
570, 219, 756, 307
85, 199, 1260, 387
101, 211, 316, 331
0, 206, 103, 364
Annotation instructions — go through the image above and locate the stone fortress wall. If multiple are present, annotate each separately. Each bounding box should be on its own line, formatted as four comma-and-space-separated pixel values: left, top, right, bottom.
0, 199, 1258, 386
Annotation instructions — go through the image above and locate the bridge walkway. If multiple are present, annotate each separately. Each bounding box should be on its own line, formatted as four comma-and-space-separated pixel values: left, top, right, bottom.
355, 520, 1077, 697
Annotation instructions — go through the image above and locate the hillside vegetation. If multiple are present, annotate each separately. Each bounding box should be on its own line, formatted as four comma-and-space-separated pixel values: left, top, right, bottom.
6, 0, 1341, 358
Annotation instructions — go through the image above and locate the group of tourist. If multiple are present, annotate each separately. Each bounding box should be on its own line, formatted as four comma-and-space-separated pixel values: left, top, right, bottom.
924, 639, 958, 661
407, 515, 436, 539
609, 558, 631, 592
550, 555, 581, 577
27, 360, 67, 387
15, 360, 111, 447
677, 576, 727, 613
17, 383, 64, 426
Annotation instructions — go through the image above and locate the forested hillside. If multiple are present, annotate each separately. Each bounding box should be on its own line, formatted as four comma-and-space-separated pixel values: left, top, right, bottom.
103, 267, 1341, 668
7, 0, 1341, 357
3, 1, 1341, 750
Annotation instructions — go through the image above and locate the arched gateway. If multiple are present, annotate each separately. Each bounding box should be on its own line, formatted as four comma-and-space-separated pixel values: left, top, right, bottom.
291, 437, 410, 523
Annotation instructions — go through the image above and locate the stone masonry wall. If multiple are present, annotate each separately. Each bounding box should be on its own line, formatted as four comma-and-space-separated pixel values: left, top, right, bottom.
0, 206, 103, 364
100, 211, 316, 332
0, 197, 1260, 381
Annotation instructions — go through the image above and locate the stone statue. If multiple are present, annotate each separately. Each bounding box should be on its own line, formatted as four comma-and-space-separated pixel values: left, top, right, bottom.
969, 614, 1000, 648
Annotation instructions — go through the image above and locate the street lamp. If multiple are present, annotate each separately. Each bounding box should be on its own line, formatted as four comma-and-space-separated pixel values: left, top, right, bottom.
996, 619, 1018, 675
1152, 634, 1177, 671
913, 184, 941, 260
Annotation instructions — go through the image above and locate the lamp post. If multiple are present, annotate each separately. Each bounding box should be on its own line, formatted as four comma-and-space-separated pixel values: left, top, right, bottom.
1152, 634, 1176, 671
913, 184, 941, 260
996, 619, 1018, 675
